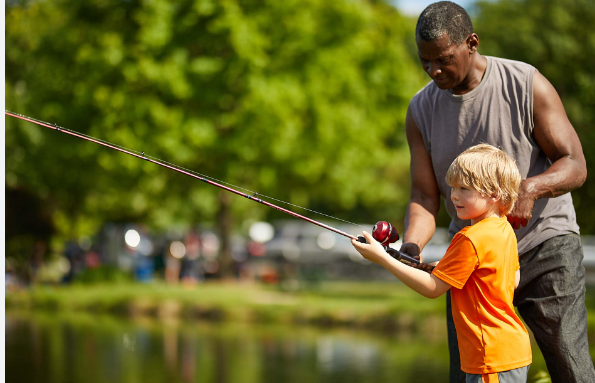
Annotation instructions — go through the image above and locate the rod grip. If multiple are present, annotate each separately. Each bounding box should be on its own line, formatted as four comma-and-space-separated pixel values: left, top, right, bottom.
385, 247, 435, 271
357, 236, 434, 271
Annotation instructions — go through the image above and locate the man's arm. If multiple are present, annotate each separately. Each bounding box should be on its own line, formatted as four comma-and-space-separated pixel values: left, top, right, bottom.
402, 105, 442, 255
507, 71, 587, 229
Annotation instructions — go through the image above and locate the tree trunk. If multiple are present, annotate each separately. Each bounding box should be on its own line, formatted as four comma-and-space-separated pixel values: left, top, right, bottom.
216, 191, 234, 278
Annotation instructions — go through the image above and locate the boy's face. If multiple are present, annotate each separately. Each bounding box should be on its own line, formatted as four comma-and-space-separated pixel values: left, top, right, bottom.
450, 183, 499, 225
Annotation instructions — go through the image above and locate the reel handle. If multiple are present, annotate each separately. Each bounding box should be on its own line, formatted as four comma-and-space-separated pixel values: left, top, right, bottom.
356, 234, 434, 271
383, 246, 424, 267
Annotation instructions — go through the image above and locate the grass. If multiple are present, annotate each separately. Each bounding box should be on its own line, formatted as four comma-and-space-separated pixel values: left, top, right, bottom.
5, 280, 447, 332
7, 280, 595, 339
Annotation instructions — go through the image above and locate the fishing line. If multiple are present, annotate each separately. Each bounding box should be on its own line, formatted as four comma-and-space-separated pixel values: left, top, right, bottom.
5, 110, 424, 267
5, 111, 365, 232
143, 153, 366, 229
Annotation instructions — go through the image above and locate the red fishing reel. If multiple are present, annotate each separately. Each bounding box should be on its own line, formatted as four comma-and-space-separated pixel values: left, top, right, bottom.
357, 221, 426, 267
372, 221, 399, 244
356, 221, 399, 245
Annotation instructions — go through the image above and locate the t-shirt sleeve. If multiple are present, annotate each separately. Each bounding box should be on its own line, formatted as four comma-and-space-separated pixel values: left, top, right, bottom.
432, 233, 479, 289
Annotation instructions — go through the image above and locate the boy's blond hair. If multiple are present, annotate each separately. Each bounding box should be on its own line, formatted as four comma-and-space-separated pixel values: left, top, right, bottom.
445, 144, 521, 215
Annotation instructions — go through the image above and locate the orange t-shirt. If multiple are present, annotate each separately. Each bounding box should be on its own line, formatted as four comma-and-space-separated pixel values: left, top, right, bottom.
433, 216, 532, 374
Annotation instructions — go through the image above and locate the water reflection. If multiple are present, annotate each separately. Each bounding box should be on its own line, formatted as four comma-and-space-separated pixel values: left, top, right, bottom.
6, 311, 452, 383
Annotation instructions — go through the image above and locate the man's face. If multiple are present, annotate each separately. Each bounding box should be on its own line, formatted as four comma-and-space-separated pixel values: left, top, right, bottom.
416, 33, 471, 90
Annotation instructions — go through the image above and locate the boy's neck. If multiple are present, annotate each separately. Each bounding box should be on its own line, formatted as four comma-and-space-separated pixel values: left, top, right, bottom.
471, 211, 502, 226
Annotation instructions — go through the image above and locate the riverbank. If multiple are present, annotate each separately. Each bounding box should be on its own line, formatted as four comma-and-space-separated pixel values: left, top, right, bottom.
6, 281, 447, 334
7, 281, 595, 337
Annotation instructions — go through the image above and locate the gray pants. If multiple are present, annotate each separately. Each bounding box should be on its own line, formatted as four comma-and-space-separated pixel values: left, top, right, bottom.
466, 365, 530, 383
447, 234, 595, 383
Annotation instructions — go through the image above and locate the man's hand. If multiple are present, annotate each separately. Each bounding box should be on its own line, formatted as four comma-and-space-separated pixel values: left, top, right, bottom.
399, 243, 433, 272
400, 242, 421, 261
507, 180, 537, 230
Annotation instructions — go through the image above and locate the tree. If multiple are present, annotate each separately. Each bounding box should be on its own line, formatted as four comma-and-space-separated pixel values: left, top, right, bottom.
5, 0, 426, 275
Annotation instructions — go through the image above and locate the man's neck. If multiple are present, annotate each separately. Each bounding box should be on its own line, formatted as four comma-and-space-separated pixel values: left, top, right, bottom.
450, 54, 487, 96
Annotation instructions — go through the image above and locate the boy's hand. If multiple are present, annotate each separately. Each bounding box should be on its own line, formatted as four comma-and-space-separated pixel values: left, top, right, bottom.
351, 231, 391, 265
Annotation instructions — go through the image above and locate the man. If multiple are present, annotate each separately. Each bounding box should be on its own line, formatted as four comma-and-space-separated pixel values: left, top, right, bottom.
401, 2, 594, 382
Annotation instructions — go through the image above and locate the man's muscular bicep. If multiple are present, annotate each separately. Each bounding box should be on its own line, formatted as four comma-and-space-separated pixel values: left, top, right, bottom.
531, 71, 586, 195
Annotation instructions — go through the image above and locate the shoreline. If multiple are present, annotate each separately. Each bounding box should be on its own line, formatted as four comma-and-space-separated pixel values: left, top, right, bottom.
5, 280, 448, 334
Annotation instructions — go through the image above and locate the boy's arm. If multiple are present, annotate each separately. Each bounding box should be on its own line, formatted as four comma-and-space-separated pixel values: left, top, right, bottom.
352, 232, 451, 299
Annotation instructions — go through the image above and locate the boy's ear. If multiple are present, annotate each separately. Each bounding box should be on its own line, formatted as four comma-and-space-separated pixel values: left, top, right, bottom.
489, 191, 502, 203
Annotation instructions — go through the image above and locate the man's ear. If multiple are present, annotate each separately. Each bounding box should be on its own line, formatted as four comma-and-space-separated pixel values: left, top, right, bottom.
467, 33, 479, 54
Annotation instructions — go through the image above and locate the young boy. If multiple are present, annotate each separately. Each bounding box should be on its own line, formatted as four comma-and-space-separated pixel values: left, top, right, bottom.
352, 144, 532, 382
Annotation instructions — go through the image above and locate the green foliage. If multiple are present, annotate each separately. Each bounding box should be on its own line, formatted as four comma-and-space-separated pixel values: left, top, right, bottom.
5, 0, 425, 242
474, 0, 595, 233
72, 266, 133, 285
531, 370, 552, 383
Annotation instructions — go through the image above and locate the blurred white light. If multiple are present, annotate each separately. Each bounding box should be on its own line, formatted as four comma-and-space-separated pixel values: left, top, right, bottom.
317, 232, 336, 250
249, 222, 274, 243
201, 232, 220, 258
56, 256, 71, 275
170, 241, 186, 259
125, 230, 141, 248
282, 243, 300, 260
138, 238, 154, 256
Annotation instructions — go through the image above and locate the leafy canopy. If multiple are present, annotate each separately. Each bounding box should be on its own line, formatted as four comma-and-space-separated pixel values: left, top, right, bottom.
5, 0, 425, 240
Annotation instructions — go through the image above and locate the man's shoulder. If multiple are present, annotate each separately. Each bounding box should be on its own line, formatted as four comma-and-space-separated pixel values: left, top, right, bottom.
487, 56, 536, 77
412, 80, 438, 99
410, 80, 439, 110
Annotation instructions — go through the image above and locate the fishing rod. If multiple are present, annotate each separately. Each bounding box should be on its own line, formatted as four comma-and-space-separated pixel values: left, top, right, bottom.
5, 110, 424, 267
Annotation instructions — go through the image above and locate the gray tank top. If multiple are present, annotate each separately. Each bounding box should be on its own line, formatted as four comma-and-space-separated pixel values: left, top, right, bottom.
409, 56, 579, 254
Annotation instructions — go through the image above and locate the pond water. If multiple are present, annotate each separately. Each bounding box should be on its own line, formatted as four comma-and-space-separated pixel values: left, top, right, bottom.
6, 311, 551, 383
